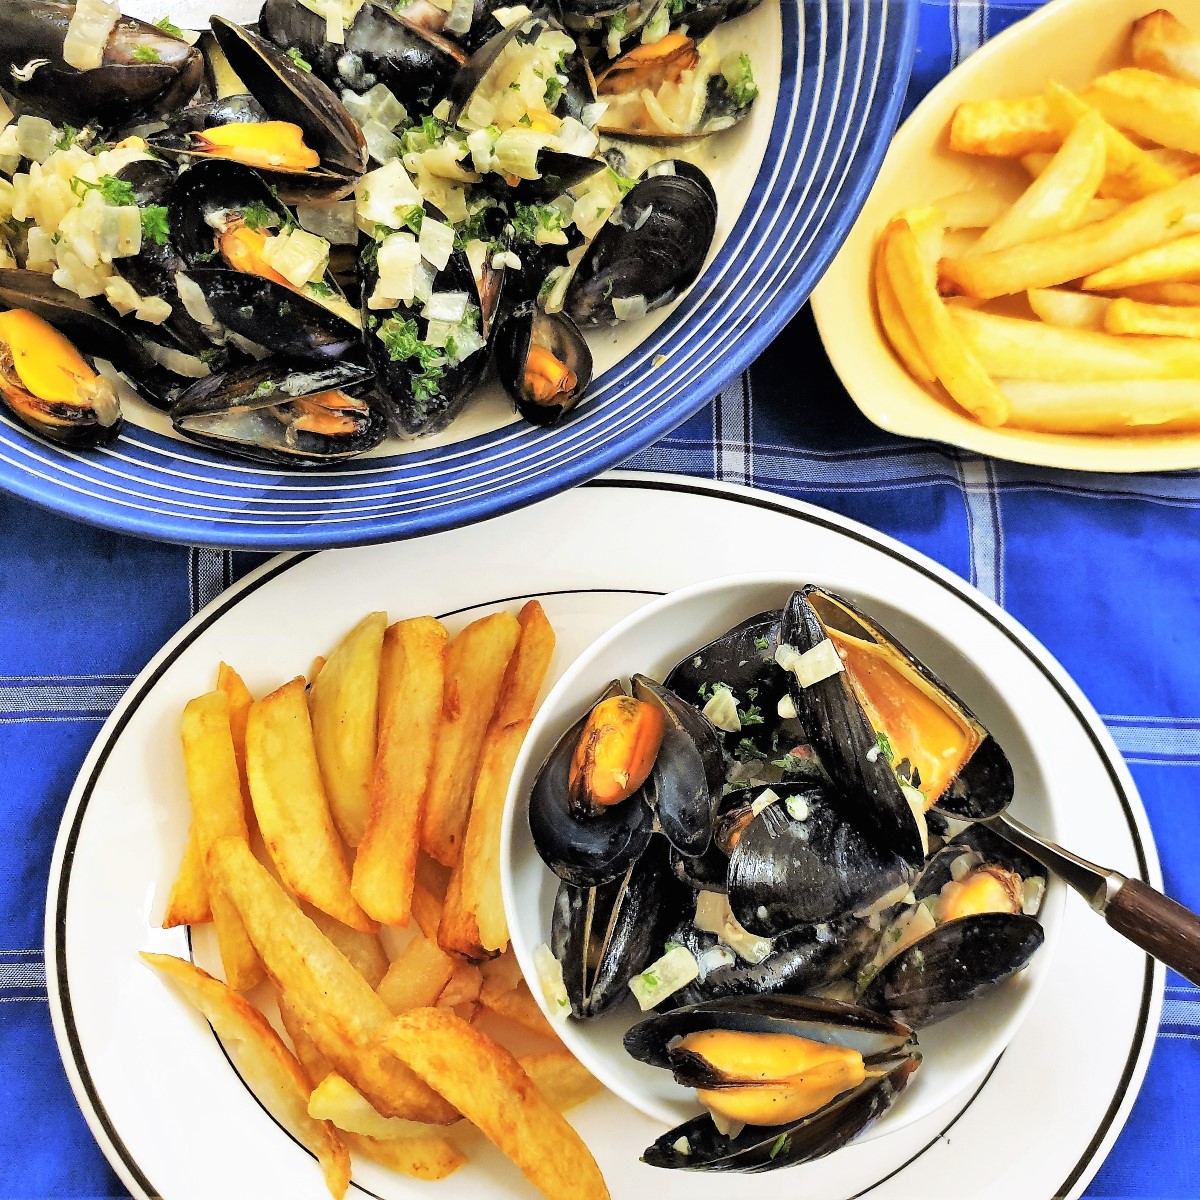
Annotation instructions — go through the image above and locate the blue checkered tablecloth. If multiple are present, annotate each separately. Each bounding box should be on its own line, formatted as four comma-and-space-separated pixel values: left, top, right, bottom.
3, 1, 1198, 1196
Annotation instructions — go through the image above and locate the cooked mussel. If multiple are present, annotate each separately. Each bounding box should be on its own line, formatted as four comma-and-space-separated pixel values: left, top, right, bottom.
171, 359, 385, 466
551, 837, 686, 1018
528, 682, 656, 888
625, 995, 920, 1171
567, 692, 664, 814
0, 1, 202, 128
495, 302, 592, 425
564, 172, 716, 328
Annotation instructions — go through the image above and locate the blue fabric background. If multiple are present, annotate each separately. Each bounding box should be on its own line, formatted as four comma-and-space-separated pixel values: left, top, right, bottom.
3, 1, 1197, 1196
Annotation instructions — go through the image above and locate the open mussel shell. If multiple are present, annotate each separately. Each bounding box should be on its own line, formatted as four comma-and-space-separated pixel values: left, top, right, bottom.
631, 674, 724, 857
564, 173, 716, 328
0, 2, 202, 127
915, 823, 1044, 905
260, 0, 466, 112
528, 682, 656, 888
726, 784, 915, 934
859, 911, 1045, 1030
626, 995, 920, 1171
171, 358, 385, 466
495, 302, 592, 426
639, 158, 718, 210
552, 837, 686, 1018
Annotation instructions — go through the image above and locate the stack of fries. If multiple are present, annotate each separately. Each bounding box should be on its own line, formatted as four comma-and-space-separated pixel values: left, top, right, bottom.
876, 8, 1200, 436
147, 602, 611, 1200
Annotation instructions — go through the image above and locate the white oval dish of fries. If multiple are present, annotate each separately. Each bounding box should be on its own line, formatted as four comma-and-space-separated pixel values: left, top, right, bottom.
813, 0, 1200, 472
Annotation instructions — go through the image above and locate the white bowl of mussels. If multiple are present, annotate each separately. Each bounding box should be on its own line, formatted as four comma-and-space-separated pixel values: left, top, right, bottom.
502, 572, 1065, 1170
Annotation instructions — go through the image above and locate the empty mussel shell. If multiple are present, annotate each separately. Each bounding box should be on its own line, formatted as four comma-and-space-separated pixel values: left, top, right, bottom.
495, 302, 592, 426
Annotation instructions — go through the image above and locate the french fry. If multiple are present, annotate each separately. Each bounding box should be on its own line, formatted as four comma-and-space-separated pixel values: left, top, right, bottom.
1105, 296, 1200, 336
519, 1052, 602, 1114
970, 109, 1106, 255
208, 836, 458, 1125
162, 825, 211, 928
142, 953, 350, 1200
939, 173, 1200, 298
310, 612, 387, 848
999, 377, 1200, 432
343, 1131, 465, 1180
883, 219, 1009, 424
1082, 232, 1200, 290
1132, 10, 1200, 87
302, 902, 390, 989
352, 617, 448, 927
876, 237, 935, 383
411, 879, 445, 940
382, 1009, 609, 1200
308, 1073, 448, 1140
436, 861, 488, 960
181, 692, 262, 990
1083, 68, 1200, 156
456, 721, 532, 955
246, 678, 373, 932
1027, 288, 1112, 331
1043, 81, 1179, 200
420, 611, 521, 867
949, 94, 1059, 157
480, 978, 560, 1041
493, 601, 556, 729
437, 961, 483, 1009
934, 181, 1028, 230
216, 662, 253, 804
279, 989, 333, 1086
949, 305, 1200, 379
1146, 146, 1200, 175
378, 935, 457, 1014
480, 947, 524, 995
1119, 280, 1200, 304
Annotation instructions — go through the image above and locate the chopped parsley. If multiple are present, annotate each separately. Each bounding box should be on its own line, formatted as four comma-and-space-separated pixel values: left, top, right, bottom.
307, 280, 335, 298
410, 366, 445, 404
251, 380, 275, 399
510, 201, 565, 246
723, 52, 759, 108
768, 1134, 790, 1161
140, 205, 170, 246
70, 174, 136, 206
607, 12, 627, 34
754, 635, 770, 651
397, 205, 424, 234
241, 200, 277, 232
401, 115, 448, 154
378, 315, 447, 402
875, 730, 894, 763
54, 125, 79, 151
453, 208, 489, 251
154, 15, 185, 36
738, 703, 764, 728
286, 46, 312, 71
639, 970, 659, 989
543, 76, 564, 107
518, 113, 533, 127
605, 165, 638, 197
772, 751, 807, 773
132, 45, 161, 63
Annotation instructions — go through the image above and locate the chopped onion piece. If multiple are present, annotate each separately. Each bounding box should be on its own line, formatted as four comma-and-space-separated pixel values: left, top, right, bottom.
611, 293, 647, 321
553, 116, 598, 159
628, 945, 699, 1011
785, 794, 810, 822
949, 852, 984, 883
261, 226, 330, 288
16, 116, 56, 164
62, 0, 120, 71
695, 944, 735, 981
641, 0, 670, 43
900, 784, 929, 858
708, 1111, 745, 1139
362, 119, 403, 165
175, 272, 216, 328
355, 160, 421, 228
142, 339, 210, 377
421, 290, 468, 323
375, 230, 421, 303
777, 693, 797, 719
751, 788, 779, 816
491, 249, 522, 270
418, 216, 455, 271
341, 83, 408, 131
579, 101, 608, 129
97, 203, 141, 261
135, 295, 172, 324
494, 127, 550, 180
776, 639, 845, 688
693, 891, 772, 963
672, 1136, 691, 1156
532, 943, 571, 1022
1022, 876, 1046, 916
446, 0, 475, 35
701, 684, 739, 732
492, 4, 532, 26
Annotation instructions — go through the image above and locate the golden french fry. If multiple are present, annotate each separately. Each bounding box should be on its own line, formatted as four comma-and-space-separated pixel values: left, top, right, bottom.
1020, 151, 1054, 177
279, 988, 333, 1086
939, 173, 1200, 299
310, 655, 327, 684
480, 978, 560, 1041
343, 1131, 465, 1180
1118, 280, 1200, 303
142, 953, 350, 1200
308, 1073, 448, 1140
970, 109, 1106, 256
378, 934, 457, 1014
382, 1009, 609, 1200
420, 612, 521, 867
1026, 288, 1112, 330
246, 678, 373, 932
1043, 81, 1179, 200
933, 182, 1028, 230
310, 612, 387, 848
876, 235, 935, 383
883, 219, 1009, 424
999, 377, 1200, 432
216, 662, 253, 802
437, 961, 483, 1009
1081, 231, 1200, 290
1105, 296, 1200, 336
1131, 10, 1200, 86
352, 617, 448, 927
1083, 68, 1200, 156
436, 859, 489, 960
457, 721, 532, 955
492, 601, 556, 730
480, 947, 524, 996
1146, 146, 1200, 175
181, 692, 263, 990
950, 305, 1200, 379
411, 879, 445, 940
302, 902, 390, 989
162, 824, 211, 928
948, 94, 1059, 156
519, 1052, 602, 1114
208, 836, 458, 1125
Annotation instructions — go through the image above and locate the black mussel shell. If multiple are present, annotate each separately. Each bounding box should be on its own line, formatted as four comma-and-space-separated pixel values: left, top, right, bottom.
564, 174, 716, 328
667, 0, 764, 39
528, 683, 656, 887
507, 152, 606, 204
726, 785, 915, 934
631, 674, 724, 857
556, 0, 654, 35
446, 14, 530, 123
391, 0, 508, 51
499, 225, 584, 309
781, 589, 927, 866
551, 837, 686, 1018
171, 358, 385, 466
495, 302, 592, 426
860, 912, 1045, 1030
260, 0, 466, 112
639, 159, 719, 211
915, 823, 1044, 905
0, 2, 201, 127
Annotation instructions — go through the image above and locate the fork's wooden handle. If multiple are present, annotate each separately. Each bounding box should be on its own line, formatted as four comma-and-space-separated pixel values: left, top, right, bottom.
1106, 878, 1200, 986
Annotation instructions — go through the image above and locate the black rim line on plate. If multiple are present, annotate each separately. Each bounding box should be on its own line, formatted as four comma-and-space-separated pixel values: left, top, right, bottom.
47, 476, 1155, 1200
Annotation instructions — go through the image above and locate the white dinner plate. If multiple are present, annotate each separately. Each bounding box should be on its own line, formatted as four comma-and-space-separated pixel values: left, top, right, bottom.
46, 473, 1163, 1200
